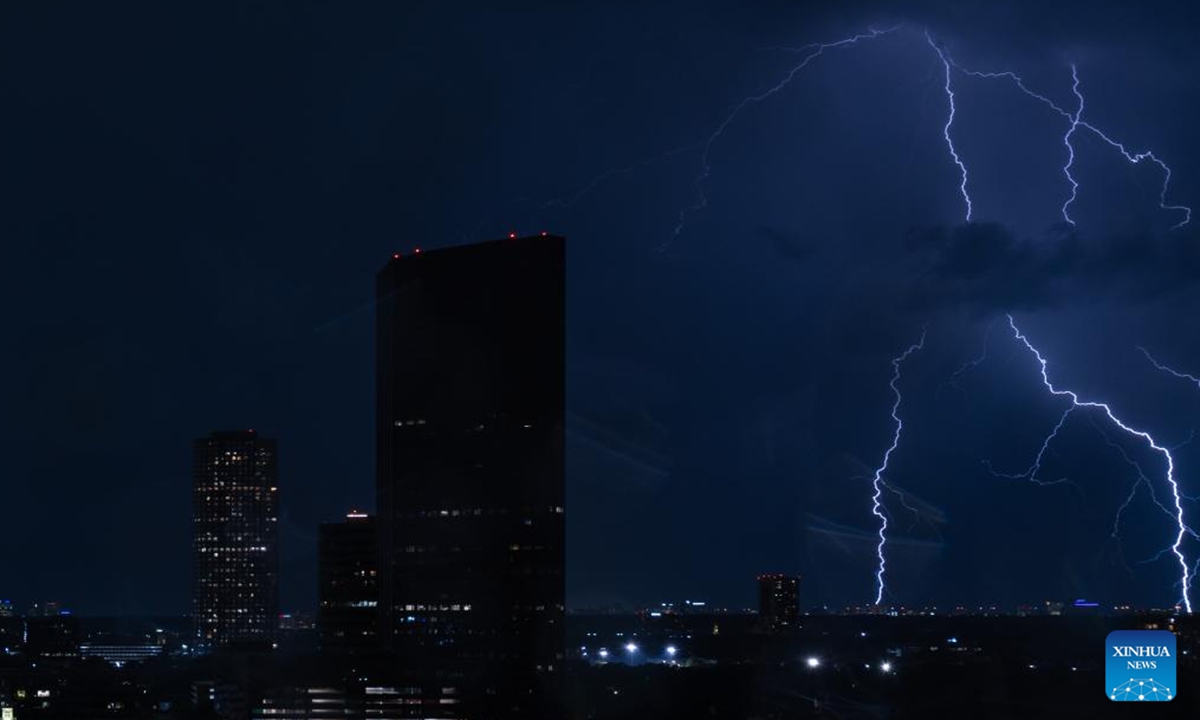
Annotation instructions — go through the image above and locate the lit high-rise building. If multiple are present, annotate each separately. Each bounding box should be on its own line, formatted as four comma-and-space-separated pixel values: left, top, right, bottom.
757, 574, 801, 633
192, 430, 280, 649
376, 235, 565, 719
318, 511, 379, 654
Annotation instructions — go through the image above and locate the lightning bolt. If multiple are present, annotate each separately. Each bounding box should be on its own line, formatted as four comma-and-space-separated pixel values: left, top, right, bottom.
513, 28, 1192, 248
1006, 315, 1193, 612
540, 141, 706, 211
668, 25, 902, 248
1108, 444, 1147, 578
925, 31, 972, 222
1076, 114, 1192, 229
1102, 428, 1160, 539
1141, 346, 1200, 502
1061, 65, 1084, 225
942, 51, 1191, 229
871, 329, 926, 605
1140, 346, 1200, 389
940, 319, 997, 395
982, 406, 1080, 491
1091, 417, 1200, 581
886, 483, 924, 532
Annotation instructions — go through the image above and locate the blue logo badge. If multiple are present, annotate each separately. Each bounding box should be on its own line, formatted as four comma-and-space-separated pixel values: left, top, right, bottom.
1106, 630, 1176, 701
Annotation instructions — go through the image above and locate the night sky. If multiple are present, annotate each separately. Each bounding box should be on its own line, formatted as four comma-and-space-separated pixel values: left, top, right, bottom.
4, 1, 1200, 616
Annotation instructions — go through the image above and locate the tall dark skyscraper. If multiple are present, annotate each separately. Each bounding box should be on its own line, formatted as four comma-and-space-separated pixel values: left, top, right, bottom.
318, 511, 379, 654
376, 235, 565, 719
758, 574, 801, 633
192, 430, 280, 649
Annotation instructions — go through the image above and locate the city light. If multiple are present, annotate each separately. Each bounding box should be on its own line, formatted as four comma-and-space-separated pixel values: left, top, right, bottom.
806, 656, 821, 668
625, 642, 638, 653
880, 662, 893, 673
598, 649, 609, 659
666, 645, 677, 657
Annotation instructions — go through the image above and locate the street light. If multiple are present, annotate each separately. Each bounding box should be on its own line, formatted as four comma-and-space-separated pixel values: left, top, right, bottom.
625, 642, 638, 654
880, 661, 893, 673
666, 645, 678, 657
806, 656, 821, 669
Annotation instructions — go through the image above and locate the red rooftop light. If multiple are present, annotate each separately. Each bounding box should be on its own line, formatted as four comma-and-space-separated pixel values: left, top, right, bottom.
508, 232, 517, 239
393, 253, 400, 259
541, 231, 548, 236
414, 248, 421, 254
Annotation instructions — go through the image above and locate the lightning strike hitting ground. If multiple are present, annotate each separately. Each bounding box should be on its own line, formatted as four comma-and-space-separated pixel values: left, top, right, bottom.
666, 25, 902, 249
1006, 315, 1193, 612
871, 330, 926, 605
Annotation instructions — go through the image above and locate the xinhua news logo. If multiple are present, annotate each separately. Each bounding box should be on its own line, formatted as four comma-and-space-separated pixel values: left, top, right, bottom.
1106, 630, 1176, 701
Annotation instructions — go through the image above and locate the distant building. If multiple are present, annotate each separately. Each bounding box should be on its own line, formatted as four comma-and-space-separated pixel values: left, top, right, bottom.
0, 600, 13, 618
0, 610, 22, 658
191, 681, 217, 713
377, 235, 566, 719
278, 613, 315, 631
25, 614, 80, 663
27, 601, 63, 618
79, 642, 163, 667
757, 574, 801, 633
254, 685, 425, 719
317, 512, 379, 653
192, 430, 280, 649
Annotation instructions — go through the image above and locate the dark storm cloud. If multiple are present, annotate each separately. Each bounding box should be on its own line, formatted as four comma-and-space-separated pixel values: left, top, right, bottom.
898, 221, 1200, 314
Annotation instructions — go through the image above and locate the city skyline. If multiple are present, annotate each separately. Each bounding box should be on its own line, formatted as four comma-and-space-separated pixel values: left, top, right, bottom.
3, 225, 1197, 617
6, 2, 1200, 717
